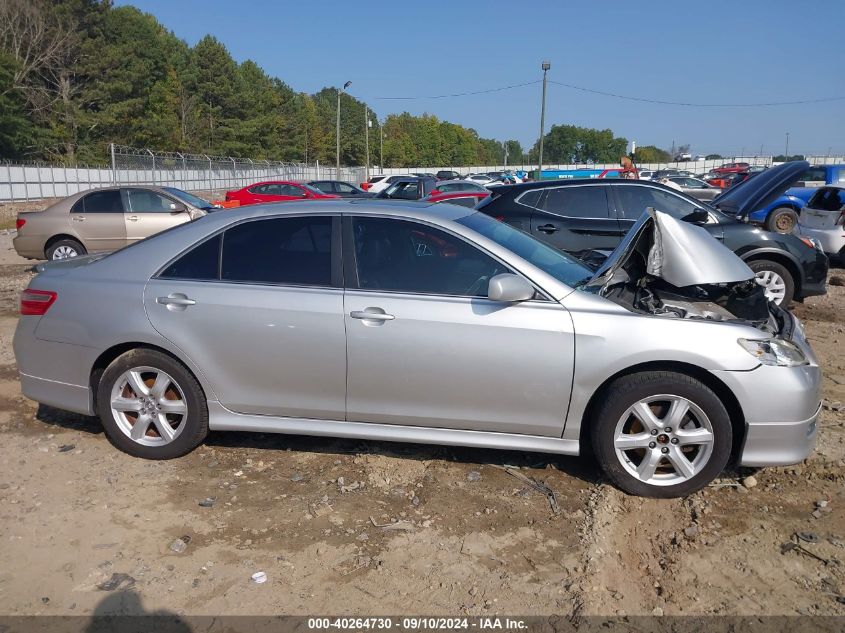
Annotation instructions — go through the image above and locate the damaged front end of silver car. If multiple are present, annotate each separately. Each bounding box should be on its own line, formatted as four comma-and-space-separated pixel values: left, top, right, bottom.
584, 207, 788, 334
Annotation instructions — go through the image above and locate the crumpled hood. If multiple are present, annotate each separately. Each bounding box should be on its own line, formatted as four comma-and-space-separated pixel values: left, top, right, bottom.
589, 207, 753, 289
644, 209, 753, 286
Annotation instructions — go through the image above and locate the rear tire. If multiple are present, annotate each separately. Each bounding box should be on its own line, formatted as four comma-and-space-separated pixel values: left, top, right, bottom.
591, 371, 732, 498
747, 259, 795, 307
45, 238, 86, 260
96, 349, 208, 459
765, 207, 799, 234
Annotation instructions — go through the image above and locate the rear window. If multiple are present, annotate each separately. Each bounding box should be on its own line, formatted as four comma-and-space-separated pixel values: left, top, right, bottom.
808, 188, 845, 211
369, 176, 386, 183
800, 167, 827, 182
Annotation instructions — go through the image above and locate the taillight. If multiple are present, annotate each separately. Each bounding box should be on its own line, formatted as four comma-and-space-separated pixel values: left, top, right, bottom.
430, 189, 441, 196
15, 218, 25, 230
20, 289, 57, 316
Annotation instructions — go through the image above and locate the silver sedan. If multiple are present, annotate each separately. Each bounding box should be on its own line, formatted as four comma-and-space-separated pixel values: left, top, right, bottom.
12, 201, 821, 497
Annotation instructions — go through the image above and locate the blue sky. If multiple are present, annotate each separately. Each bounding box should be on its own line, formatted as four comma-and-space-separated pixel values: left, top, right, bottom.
118, 0, 845, 156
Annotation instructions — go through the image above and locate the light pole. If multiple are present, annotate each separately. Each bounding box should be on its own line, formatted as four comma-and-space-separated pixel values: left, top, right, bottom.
379, 123, 384, 171
784, 132, 790, 159
337, 80, 351, 175
538, 61, 550, 180
365, 107, 371, 181
503, 142, 508, 168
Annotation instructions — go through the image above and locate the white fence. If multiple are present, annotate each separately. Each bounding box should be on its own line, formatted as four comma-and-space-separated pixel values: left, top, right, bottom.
0, 157, 366, 202
371, 156, 845, 178
3, 151, 843, 202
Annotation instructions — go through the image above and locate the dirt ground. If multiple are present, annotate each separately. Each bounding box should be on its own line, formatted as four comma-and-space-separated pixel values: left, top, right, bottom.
0, 203, 843, 618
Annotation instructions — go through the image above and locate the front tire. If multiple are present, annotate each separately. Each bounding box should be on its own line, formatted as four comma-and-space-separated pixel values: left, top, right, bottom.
591, 371, 732, 498
747, 259, 795, 307
765, 207, 799, 234
96, 349, 208, 459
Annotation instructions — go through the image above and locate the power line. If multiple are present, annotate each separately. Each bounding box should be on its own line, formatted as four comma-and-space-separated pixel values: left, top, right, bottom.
548, 80, 845, 107
370, 80, 541, 100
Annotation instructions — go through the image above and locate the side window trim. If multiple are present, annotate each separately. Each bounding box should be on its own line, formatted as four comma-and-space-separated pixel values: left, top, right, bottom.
341, 214, 549, 301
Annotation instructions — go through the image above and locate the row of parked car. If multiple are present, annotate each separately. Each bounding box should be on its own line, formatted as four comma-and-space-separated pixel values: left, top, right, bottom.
12, 159, 829, 499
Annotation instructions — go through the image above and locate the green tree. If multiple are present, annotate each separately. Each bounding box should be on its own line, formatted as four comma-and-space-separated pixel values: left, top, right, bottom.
633, 145, 671, 163
0, 53, 37, 157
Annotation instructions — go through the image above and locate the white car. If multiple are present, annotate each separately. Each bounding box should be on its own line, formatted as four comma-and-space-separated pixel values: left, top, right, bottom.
798, 185, 845, 263
638, 170, 655, 180
466, 174, 496, 185
364, 175, 416, 194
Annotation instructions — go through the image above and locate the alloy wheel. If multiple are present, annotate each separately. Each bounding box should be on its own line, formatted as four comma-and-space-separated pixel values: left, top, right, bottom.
613, 394, 715, 486
754, 270, 787, 304
109, 366, 189, 446
52, 245, 78, 259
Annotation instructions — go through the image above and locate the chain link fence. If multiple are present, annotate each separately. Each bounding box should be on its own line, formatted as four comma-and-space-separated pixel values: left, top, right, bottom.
0, 145, 366, 202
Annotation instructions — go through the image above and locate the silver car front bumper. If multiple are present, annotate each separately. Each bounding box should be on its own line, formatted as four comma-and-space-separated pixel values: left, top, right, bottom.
711, 361, 821, 467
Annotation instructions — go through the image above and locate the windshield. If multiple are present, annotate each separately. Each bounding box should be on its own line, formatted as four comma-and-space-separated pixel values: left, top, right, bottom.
457, 213, 592, 289
163, 187, 213, 209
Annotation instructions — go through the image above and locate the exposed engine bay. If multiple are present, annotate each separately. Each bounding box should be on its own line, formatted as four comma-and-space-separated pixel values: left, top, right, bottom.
585, 208, 786, 335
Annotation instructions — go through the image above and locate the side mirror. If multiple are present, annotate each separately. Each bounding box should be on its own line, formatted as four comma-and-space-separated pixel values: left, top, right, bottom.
170, 202, 187, 213
488, 273, 535, 302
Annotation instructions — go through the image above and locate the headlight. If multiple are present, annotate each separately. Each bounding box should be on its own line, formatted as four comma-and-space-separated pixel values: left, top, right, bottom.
738, 338, 809, 367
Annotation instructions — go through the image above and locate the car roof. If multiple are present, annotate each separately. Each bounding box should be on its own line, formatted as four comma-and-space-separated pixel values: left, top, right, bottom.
242, 180, 302, 188
202, 199, 473, 225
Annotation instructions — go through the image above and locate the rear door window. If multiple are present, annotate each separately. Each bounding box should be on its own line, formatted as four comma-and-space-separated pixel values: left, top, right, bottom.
221, 216, 333, 286
540, 186, 610, 218
78, 189, 124, 213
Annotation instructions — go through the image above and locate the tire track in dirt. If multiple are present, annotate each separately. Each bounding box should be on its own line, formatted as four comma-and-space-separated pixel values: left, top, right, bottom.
578, 484, 693, 616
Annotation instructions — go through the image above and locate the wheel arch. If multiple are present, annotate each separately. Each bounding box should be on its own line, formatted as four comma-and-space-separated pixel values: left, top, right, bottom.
741, 249, 803, 297
578, 360, 746, 463
89, 342, 209, 413
44, 233, 84, 257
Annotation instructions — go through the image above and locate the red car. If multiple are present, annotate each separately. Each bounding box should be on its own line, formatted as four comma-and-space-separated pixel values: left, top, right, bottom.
706, 172, 750, 190
224, 181, 338, 206
422, 191, 490, 208
710, 162, 750, 175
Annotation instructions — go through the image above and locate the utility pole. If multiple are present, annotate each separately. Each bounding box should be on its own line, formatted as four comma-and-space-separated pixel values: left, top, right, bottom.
538, 61, 550, 180
784, 132, 790, 159
503, 142, 508, 168
365, 107, 370, 181
380, 124, 384, 171
337, 80, 351, 175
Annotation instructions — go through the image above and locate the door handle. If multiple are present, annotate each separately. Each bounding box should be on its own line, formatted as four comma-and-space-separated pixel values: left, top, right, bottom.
537, 224, 559, 234
72, 216, 85, 222
127, 215, 140, 222
156, 294, 197, 310
350, 310, 394, 321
